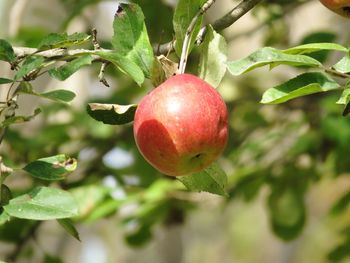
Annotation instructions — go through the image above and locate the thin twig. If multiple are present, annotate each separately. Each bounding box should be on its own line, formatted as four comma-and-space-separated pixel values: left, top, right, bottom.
98, 62, 110, 87
325, 68, 350, 79
91, 28, 101, 50
13, 47, 99, 59
178, 0, 217, 74
5, 221, 42, 262
91, 28, 110, 87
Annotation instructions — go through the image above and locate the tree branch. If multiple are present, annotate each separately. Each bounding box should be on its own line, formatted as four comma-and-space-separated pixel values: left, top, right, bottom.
179, 0, 216, 73
212, 0, 263, 31
157, 0, 263, 55
12, 47, 99, 60
12, 0, 263, 60
5, 221, 42, 262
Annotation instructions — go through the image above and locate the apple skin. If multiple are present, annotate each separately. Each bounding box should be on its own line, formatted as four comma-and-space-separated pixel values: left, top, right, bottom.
133, 74, 229, 177
319, 0, 350, 18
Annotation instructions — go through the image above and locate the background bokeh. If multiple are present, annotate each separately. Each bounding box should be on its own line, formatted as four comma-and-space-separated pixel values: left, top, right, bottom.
1, 0, 350, 262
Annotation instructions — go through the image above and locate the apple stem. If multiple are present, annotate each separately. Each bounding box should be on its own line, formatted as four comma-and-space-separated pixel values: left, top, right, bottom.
178, 0, 217, 74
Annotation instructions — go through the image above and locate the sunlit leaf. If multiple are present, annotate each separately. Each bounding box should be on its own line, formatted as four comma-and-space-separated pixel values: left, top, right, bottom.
226, 47, 321, 76
23, 154, 77, 181
333, 53, 350, 74
178, 162, 228, 196
49, 54, 92, 81
87, 103, 137, 125
297, 32, 337, 63
0, 210, 10, 225
336, 89, 350, 105
96, 51, 144, 86
4, 187, 79, 220
112, 3, 154, 78
173, 0, 205, 56
261, 72, 340, 104
38, 32, 91, 50
283, 43, 347, 55
198, 25, 227, 88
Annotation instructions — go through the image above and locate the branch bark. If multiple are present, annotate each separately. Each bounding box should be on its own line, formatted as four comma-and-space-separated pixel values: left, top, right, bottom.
158, 0, 263, 55
212, 0, 263, 31
11, 0, 263, 58
178, 0, 217, 73
5, 221, 42, 262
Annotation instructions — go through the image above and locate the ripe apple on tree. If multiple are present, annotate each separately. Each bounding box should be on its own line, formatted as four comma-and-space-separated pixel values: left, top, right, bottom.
319, 0, 350, 18
133, 74, 229, 177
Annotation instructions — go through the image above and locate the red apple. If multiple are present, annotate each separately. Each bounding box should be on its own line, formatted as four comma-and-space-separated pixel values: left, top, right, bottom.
133, 74, 229, 177
319, 0, 350, 18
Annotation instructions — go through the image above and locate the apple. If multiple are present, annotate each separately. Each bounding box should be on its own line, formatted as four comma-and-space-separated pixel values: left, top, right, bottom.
133, 74, 228, 177
319, 0, 350, 18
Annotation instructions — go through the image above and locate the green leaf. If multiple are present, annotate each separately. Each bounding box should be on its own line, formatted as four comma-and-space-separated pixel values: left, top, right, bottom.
38, 32, 91, 50
18, 83, 76, 103
328, 240, 350, 262
112, 3, 154, 78
198, 26, 227, 88
3, 186, 79, 220
2, 108, 41, 127
261, 72, 340, 104
96, 51, 144, 86
336, 89, 350, 105
0, 260, 8, 263
87, 103, 137, 125
0, 78, 14, 84
178, 162, 228, 196
336, 88, 350, 116
1, 184, 12, 206
268, 188, 305, 240
0, 210, 10, 225
226, 47, 321, 76
125, 224, 153, 247
333, 53, 350, 74
40, 90, 76, 102
283, 43, 348, 55
297, 32, 337, 63
23, 154, 77, 181
43, 254, 63, 263
173, 0, 205, 56
15, 56, 46, 81
0, 39, 16, 63
57, 218, 81, 241
331, 190, 350, 215
49, 54, 92, 81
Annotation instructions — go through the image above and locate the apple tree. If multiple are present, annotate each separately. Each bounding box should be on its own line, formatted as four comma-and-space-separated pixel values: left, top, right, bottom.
1, 0, 350, 262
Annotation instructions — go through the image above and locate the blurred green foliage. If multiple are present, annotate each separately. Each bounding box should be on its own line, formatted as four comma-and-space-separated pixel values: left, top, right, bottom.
1, 0, 350, 262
